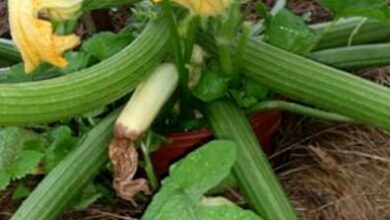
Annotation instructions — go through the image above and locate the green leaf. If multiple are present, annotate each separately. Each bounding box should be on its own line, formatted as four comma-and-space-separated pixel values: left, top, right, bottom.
193, 71, 228, 102
60, 52, 91, 74
140, 130, 167, 154
9, 150, 44, 179
244, 80, 269, 100
0, 172, 11, 191
317, 0, 390, 21
0, 127, 46, 190
43, 126, 79, 172
166, 141, 236, 196
199, 198, 262, 220
70, 183, 104, 210
266, 9, 320, 55
12, 183, 31, 200
82, 28, 134, 61
0, 128, 46, 172
143, 140, 260, 220
230, 89, 259, 109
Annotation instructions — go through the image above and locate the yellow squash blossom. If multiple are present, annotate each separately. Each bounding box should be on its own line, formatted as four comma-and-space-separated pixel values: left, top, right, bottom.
8, 0, 82, 73
154, 0, 231, 16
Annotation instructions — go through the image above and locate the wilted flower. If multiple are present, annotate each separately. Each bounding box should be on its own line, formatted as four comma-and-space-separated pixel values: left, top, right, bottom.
8, 0, 82, 73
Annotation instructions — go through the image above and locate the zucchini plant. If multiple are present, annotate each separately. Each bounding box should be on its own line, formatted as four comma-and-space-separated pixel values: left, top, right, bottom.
2, 0, 390, 220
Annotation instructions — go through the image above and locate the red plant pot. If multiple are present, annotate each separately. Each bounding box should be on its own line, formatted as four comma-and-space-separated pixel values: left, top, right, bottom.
151, 110, 282, 177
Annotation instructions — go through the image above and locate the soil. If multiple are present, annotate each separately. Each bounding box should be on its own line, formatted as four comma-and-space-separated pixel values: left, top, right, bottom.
0, 0, 8, 36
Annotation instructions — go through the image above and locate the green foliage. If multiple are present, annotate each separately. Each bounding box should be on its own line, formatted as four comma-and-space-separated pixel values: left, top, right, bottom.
193, 70, 227, 102
12, 182, 31, 200
0, 125, 85, 192
1, 28, 133, 83
70, 183, 106, 210
0, 128, 46, 190
243, 80, 269, 100
142, 140, 262, 220
61, 52, 91, 74
82, 28, 134, 62
266, 9, 320, 55
83, 0, 139, 11
43, 126, 79, 172
317, 0, 390, 21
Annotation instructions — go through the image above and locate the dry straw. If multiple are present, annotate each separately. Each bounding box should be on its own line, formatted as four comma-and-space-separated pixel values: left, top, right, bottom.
276, 116, 390, 220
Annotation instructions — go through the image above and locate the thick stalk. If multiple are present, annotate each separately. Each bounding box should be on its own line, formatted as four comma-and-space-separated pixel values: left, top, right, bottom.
207, 100, 298, 220
0, 18, 169, 125
161, 0, 192, 118
310, 43, 390, 69
250, 100, 353, 123
2, 17, 390, 71
82, 0, 140, 11
199, 34, 390, 130
0, 39, 21, 64
313, 18, 390, 50
11, 110, 119, 220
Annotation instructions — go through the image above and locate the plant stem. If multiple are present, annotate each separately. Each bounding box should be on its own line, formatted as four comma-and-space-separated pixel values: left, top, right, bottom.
82, 0, 140, 11
250, 100, 353, 122
161, 0, 192, 118
199, 32, 390, 130
183, 16, 200, 63
270, 0, 286, 15
207, 100, 298, 220
0, 39, 21, 64
312, 17, 390, 50
141, 143, 159, 191
309, 43, 390, 69
82, 12, 97, 35
218, 45, 235, 76
235, 22, 250, 72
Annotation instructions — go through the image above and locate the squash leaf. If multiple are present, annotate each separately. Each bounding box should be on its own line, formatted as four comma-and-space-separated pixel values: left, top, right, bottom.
0, 128, 47, 191
317, 0, 390, 21
142, 140, 262, 220
266, 9, 320, 55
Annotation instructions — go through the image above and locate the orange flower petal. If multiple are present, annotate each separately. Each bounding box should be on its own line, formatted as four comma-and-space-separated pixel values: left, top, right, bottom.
9, 0, 81, 73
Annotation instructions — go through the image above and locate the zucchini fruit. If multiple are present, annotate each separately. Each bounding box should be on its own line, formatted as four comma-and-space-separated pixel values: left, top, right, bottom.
0, 39, 21, 65
310, 43, 390, 69
313, 18, 390, 50
0, 18, 168, 125
207, 100, 298, 220
242, 39, 390, 130
199, 35, 390, 130
11, 110, 119, 220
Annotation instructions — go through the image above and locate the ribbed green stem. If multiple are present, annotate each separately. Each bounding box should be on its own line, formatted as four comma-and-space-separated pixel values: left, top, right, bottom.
242, 41, 390, 130
2, 17, 390, 70
310, 43, 390, 69
199, 35, 390, 130
0, 18, 169, 125
161, 0, 192, 118
207, 100, 298, 220
0, 39, 21, 64
11, 110, 119, 220
313, 18, 390, 50
141, 144, 159, 191
82, 0, 140, 11
250, 100, 353, 123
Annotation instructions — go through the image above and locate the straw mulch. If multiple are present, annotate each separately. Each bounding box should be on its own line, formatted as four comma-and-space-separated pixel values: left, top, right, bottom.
276, 116, 390, 220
